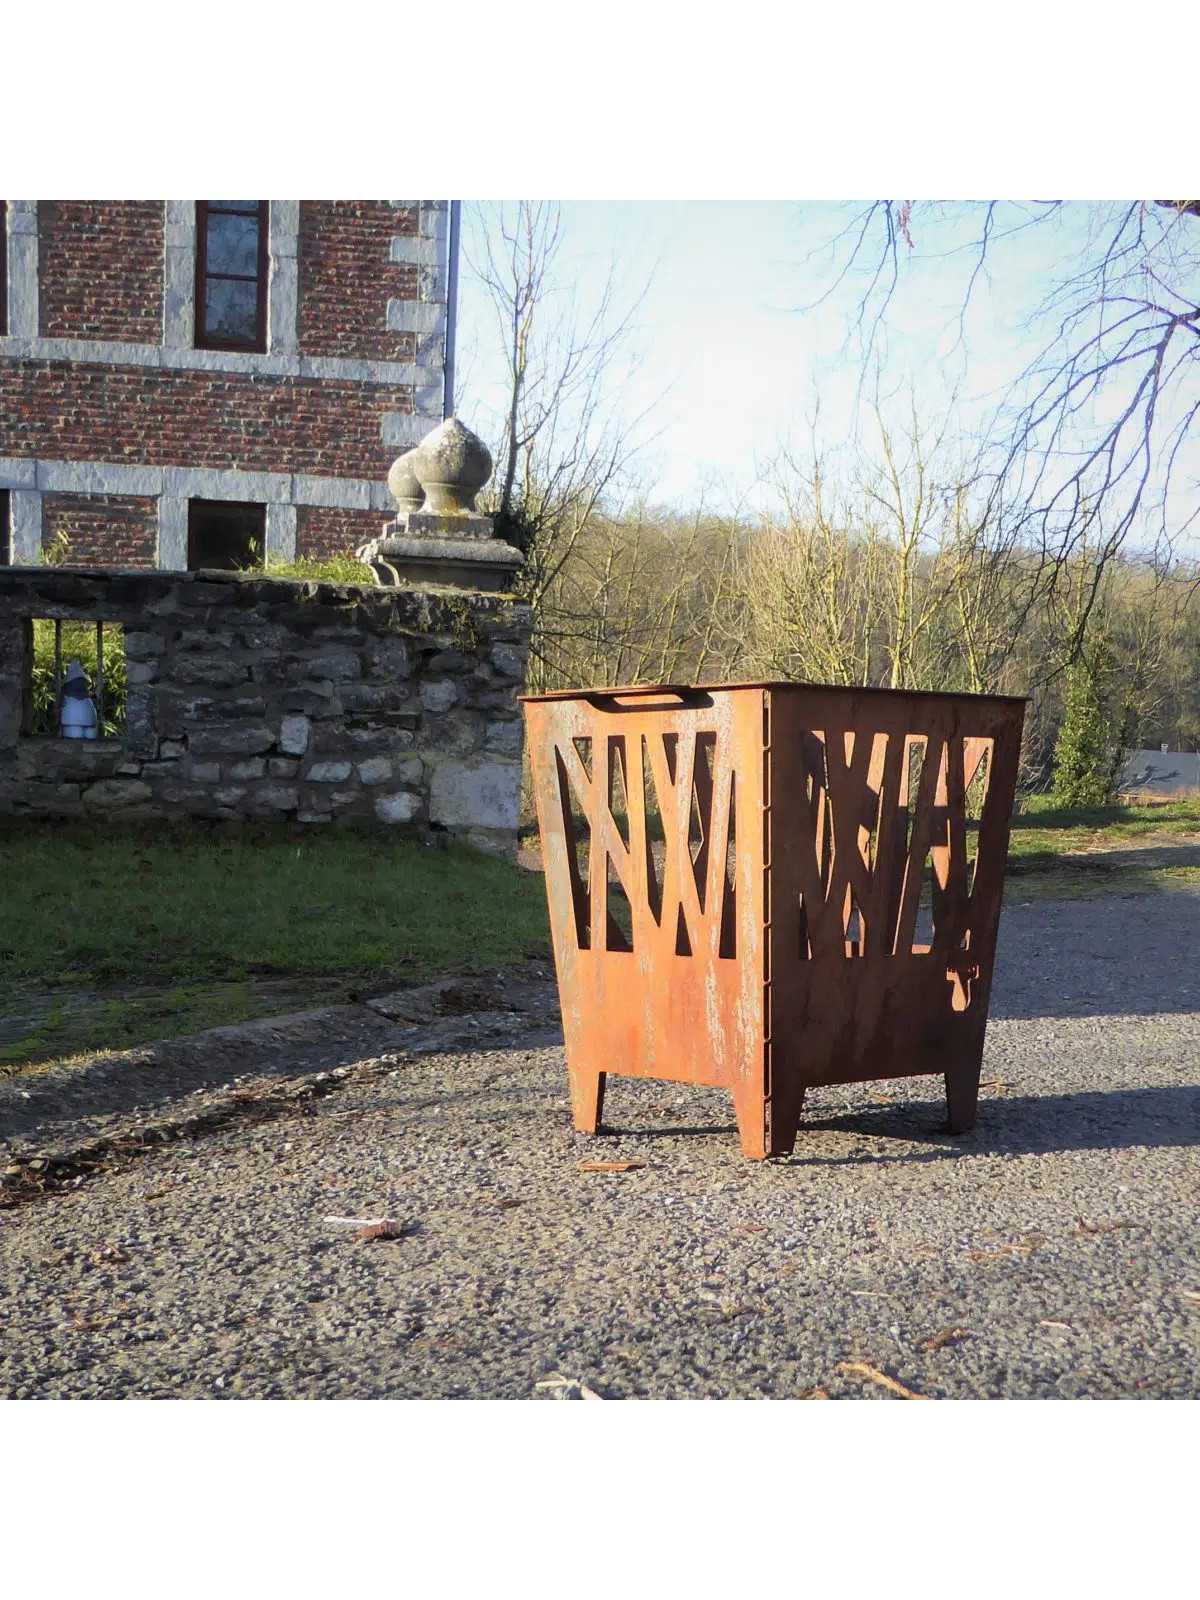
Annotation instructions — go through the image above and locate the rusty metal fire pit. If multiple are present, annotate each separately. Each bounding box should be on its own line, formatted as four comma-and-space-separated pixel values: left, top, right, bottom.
522, 681, 1026, 1159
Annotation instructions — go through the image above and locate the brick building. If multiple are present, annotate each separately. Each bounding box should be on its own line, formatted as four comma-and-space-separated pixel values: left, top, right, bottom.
0, 200, 458, 570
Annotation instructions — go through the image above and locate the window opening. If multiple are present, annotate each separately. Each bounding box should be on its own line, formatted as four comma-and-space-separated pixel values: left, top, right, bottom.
194, 201, 269, 351
25, 619, 126, 738
187, 499, 266, 570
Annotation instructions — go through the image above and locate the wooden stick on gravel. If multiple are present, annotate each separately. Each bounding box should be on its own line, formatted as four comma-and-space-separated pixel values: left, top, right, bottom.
837, 1361, 931, 1400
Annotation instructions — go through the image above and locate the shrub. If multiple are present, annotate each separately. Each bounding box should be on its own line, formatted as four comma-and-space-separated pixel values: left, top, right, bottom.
265, 553, 376, 584
1053, 647, 1117, 808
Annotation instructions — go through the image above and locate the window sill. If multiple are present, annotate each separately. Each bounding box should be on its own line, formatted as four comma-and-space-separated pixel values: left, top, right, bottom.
193, 339, 268, 356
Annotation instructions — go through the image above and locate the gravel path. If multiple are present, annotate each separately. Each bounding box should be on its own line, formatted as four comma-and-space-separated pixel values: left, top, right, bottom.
2, 892, 1198, 1399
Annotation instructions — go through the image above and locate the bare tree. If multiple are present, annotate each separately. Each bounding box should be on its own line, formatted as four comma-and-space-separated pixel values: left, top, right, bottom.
721, 453, 885, 685
721, 401, 1026, 694
807, 200, 1200, 653
464, 201, 658, 690
536, 495, 738, 689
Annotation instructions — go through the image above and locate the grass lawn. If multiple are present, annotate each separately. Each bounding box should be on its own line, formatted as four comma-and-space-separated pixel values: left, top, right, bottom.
3, 795, 1198, 1073
0, 822, 550, 1072
1004, 795, 1200, 896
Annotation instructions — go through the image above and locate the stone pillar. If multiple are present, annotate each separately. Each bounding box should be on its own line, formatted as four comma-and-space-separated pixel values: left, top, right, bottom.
356, 418, 522, 593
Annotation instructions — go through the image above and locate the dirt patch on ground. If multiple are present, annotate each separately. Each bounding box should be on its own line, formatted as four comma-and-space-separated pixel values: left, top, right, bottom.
0, 960, 558, 1164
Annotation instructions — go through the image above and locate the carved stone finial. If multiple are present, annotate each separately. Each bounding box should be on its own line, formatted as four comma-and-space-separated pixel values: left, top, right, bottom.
386, 448, 424, 515
358, 416, 519, 593
411, 417, 493, 515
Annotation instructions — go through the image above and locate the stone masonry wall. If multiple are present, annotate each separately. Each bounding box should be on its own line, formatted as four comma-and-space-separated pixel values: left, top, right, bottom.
37, 202, 165, 343
42, 494, 157, 569
0, 567, 530, 854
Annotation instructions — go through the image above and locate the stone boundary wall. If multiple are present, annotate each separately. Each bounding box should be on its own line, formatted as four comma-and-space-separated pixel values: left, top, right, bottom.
0, 566, 530, 854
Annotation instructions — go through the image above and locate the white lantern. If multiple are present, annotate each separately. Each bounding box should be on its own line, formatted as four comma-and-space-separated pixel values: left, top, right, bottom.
60, 659, 99, 740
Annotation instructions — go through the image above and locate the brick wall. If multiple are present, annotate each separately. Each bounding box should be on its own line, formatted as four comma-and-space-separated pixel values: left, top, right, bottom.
298, 202, 419, 362
38, 202, 164, 343
0, 361, 409, 482
296, 505, 380, 560
42, 494, 157, 569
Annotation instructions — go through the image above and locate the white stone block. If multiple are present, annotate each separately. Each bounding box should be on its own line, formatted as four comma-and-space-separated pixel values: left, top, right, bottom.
10, 491, 42, 563
38, 461, 165, 496
420, 679, 460, 714
430, 760, 520, 832
278, 714, 311, 755
291, 474, 373, 510
268, 200, 300, 255
386, 299, 447, 337
0, 457, 38, 489
381, 413, 432, 449
158, 497, 188, 570
268, 254, 299, 355
389, 235, 442, 266
375, 791, 421, 824
265, 502, 298, 563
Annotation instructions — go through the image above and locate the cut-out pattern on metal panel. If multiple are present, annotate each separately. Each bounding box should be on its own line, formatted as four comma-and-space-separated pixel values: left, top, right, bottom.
788, 729, 995, 973
553, 728, 737, 957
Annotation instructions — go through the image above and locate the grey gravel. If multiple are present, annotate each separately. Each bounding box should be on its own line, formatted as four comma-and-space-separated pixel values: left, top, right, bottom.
2, 892, 1198, 1399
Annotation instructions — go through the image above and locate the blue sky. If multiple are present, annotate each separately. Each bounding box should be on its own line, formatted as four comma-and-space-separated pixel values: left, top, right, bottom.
454, 201, 1198, 541
454, 201, 1100, 508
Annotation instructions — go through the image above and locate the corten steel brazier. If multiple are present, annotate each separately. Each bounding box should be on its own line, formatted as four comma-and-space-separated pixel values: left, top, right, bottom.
522, 681, 1027, 1160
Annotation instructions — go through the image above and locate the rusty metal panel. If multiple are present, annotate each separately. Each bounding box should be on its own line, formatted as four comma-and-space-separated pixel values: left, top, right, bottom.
524, 685, 768, 1147
523, 680, 1025, 1160
764, 686, 1025, 1155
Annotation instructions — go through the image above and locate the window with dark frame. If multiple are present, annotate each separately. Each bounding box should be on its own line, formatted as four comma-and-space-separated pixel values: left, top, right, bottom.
187, 499, 266, 571
1, 490, 10, 565
194, 201, 269, 352
1, 201, 7, 336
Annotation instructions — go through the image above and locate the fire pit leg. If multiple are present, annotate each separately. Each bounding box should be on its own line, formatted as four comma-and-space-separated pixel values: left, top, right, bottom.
768, 1087, 808, 1157
944, 1062, 981, 1134
569, 1065, 607, 1135
731, 1082, 769, 1161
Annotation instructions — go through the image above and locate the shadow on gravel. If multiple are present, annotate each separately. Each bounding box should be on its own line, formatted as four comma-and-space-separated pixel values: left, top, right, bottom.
0, 1011, 567, 1148
775, 1084, 1200, 1164
0, 1012, 403, 1146
596, 1085, 1200, 1161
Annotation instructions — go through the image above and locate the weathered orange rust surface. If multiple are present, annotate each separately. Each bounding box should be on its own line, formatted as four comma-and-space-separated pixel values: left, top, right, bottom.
522, 682, 1026, 1159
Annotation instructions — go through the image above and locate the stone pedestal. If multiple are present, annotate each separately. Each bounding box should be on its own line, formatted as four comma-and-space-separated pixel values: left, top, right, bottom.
358, 420, 523, 593
364, 516, 522, 592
